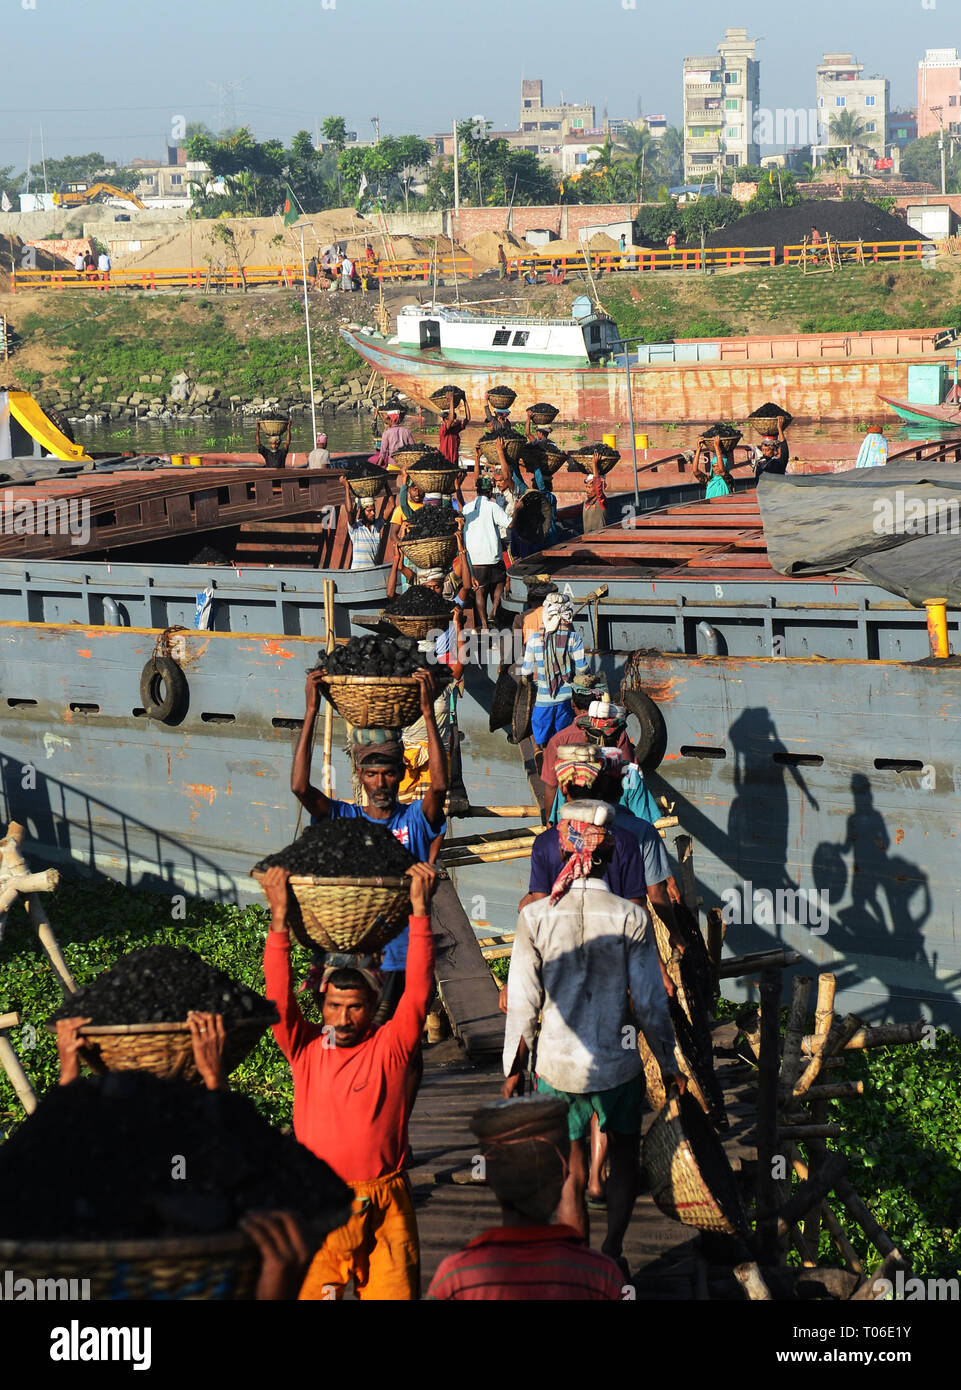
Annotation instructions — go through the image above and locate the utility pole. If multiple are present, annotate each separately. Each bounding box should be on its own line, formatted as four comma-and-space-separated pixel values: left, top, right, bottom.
933, 106, 946, 194
370, 116, 380, 143
452, 119, 460, 213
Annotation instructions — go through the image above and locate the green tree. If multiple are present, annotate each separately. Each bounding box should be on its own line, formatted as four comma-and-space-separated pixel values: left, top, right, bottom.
321, 116, 348, 153
654, 126, 684, 187
828, 109, 871, 169
616, 122, 656, 201
901, 132, 961, 191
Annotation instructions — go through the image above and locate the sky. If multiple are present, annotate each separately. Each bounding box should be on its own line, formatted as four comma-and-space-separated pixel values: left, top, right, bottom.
1, 0, 956, 171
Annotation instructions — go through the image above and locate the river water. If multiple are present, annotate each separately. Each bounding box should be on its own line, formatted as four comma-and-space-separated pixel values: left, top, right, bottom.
72, 413, 942, 461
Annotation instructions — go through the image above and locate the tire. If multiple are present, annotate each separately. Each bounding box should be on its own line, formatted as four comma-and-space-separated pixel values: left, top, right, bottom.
622, 688, 666, 770
139, 657, 188, 724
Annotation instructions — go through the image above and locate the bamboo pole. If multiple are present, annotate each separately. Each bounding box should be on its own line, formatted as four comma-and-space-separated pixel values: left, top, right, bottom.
776, 1154, 848, 1236
800, 1021, 927, 1053
755, 966, 782, 1265
779, 975, 813, 1102
801, 972, 835, 1257
674, 835, 698, 917
793, 1014, 862, 1097
800, 1080, 864, 1101
777, 1122, 842, 1140
734, 1263, 772, 1301
321, 578, 335, 798
717, 947, 802, 979
706, 907, 723, 1003
0, 1011, 20, 1030
0, 1031, 37, 1114
850, 1250, 909, 1301
791, 1151, 862, 1272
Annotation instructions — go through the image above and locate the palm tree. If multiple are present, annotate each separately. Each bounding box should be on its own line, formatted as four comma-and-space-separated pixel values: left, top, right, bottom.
585, 135, 624, 202
828, 110, 870, 172
655, 126, 684, 188
616, 122, 656, 201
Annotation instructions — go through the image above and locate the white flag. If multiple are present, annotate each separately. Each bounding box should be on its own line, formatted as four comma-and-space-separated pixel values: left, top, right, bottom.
0, 192, 11, 213
357, 172, 368, 197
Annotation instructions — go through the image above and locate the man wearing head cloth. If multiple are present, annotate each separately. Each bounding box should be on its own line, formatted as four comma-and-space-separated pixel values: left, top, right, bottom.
293, 669, 447, 987
260, 858, 438, 1299
503, 801, 682, 1271
540, 677, 632, 810
520, 592, 588, 747
426, 1098, 623, 1300
341, 477, 385, 570
373, 407, 416, 472
749, 412, 789, 478
307, 433, 331, 469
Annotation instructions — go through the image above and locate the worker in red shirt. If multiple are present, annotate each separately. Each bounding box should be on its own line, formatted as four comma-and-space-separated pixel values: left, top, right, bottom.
426, 1097, 624, 1300
437, 395, 470, 466
260, 860, 438, 1301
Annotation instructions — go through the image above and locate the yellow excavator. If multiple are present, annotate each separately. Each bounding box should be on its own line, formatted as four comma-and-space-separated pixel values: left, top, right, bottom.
51, 182, 146, 211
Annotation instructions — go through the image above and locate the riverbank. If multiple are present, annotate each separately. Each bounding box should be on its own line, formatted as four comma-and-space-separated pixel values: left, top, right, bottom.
4, 260, 961, 425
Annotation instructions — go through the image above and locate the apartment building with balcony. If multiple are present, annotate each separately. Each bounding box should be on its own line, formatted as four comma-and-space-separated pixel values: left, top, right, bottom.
816, 53, 888, 166
682, 28, 759, 183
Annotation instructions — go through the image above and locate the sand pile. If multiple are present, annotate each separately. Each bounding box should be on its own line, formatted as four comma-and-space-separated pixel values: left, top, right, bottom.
112, 209, 379, 269
0, 233, 73, 273
465, 228, 527, 269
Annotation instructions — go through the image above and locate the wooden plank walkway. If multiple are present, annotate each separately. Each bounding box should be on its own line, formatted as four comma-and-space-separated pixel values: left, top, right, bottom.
430, 879, 505, 1059
409, 1025, 760, 1298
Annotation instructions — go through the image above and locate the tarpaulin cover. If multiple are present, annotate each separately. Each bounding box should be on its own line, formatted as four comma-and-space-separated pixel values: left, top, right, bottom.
758, 463, 961, 609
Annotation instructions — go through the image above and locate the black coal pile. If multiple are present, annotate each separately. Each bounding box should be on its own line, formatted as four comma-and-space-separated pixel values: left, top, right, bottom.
0, 1072, 352, 1240
190, 545, 231, 565
314, 632, 425, 677
478, 428, 523, 447
575, 442, 619, 460
749, 402, 790, 419
405, 507, 457, 540
339, 460, 386, 480
700, 422, 742, 442
253, 818, 416, 878
408, 448, 456, 472
384, 585, 453, 618
696, 200, 924, 260
49, 946, 274, 1026
430, 383, 465, 404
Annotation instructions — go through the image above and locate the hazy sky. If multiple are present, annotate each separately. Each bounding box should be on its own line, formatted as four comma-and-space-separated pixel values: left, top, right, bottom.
1, 0, 955, 169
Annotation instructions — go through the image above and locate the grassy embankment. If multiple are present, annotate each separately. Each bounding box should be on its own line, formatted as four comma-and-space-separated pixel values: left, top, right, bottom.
5, 260, 961, 408
1, 880, 958, 1277
531, 259, 961, 341
0, 289, 364, 404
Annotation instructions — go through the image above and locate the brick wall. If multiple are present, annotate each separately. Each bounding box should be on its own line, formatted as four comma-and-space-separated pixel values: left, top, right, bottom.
449, 203, 638, 241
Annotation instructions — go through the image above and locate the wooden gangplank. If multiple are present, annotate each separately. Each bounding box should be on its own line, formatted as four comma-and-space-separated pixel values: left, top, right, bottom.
430, 878, 505, 1059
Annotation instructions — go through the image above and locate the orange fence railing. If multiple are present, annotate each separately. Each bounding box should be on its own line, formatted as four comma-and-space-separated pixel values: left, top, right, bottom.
782, 240, 923, 265
506, 246, 777, 277
9, 255, 475, 292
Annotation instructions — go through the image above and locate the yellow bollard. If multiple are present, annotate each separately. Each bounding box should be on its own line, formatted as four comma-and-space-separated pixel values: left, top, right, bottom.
188, 455, 202, 467
602, 433, 617, 450
635, 433, 649, 450
924, 598, 949, 658
170, 454, 184, 467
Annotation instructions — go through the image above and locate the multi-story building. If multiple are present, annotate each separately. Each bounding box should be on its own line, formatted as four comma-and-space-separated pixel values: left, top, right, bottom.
682, 27, 759, 183
520, 79, 595, 142
815, 53, 888, 168
917, 48, 961, 138
128, 147, 213, 209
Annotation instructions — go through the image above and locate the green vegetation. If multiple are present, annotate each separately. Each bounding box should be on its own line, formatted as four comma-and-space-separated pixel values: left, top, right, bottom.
596, 263, 961, 343
0, 880, 293, 1134
11, 292, 362, 401
2, 881, 957, 1276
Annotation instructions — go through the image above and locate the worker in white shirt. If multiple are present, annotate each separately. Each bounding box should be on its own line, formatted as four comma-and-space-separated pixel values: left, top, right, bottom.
503, 799, 683, 1275
461, 476, 511, 629
341, 255, 355, 292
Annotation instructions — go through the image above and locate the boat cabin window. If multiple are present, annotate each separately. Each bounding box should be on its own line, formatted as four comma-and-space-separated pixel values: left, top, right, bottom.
419, 319, 441, 349
492, 328, 511, 346
512, 331, 529, 346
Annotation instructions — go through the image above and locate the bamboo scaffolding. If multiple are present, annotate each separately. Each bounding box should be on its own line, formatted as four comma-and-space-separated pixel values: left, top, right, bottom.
800, 1021, 927, 1053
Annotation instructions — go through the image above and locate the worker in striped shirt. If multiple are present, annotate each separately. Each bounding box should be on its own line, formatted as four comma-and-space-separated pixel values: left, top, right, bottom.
426, 1097, 624, 1300
520, 593, 588, 746
342, 480, 385, 570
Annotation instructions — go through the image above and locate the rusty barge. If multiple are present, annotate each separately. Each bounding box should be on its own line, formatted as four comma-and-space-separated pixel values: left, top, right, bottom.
341, 303, 959, 424
0, 447, 958, 1026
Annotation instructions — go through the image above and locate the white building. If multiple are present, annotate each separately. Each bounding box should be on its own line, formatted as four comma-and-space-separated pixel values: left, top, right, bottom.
815, 53, 889, 169
682, 27, 760, 183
